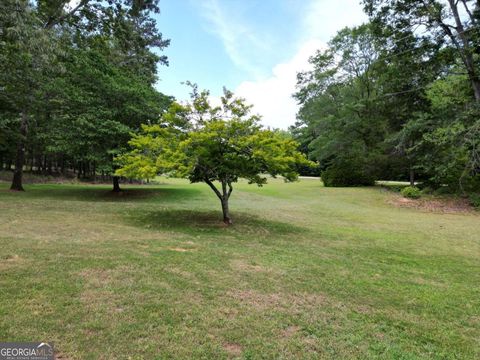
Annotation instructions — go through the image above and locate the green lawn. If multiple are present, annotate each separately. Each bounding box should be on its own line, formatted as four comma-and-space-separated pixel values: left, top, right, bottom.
0, 178, 479, 359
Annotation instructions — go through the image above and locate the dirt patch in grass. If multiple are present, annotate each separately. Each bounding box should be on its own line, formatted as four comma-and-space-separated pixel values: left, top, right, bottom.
354, 304, 372, 315
77, 266, 138, 314
411, 276, 447, 288
55, 352, 73, 360
230, 259, 280, 274
2, 254, 21, 261
168, 247, 192, 252
467, 316, 480, 326
78, 269, 117, 312
165, 267, 194, 278
227, 289, 328, 312
388, 195, 475, 214
0, 254, 27, 270
231, 290, 283, 310
281, 325, 301, 338
78, 265, 140, 286
80, 288, 119, 313
78, 268, 113, 284
223, 343, 242, 357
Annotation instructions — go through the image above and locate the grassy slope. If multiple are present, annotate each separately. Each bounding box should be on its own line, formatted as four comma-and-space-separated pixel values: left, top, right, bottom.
0, 178, 479, 359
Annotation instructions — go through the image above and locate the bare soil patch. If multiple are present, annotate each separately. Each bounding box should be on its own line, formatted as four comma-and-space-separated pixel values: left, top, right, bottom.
230, 259, 269, 273
281, 325, 301, 338
388, 195, 475, 214
223, 343, 242, 357
227, 289, 328, 312
0, 254, 26, 270
168, 247, 192, 252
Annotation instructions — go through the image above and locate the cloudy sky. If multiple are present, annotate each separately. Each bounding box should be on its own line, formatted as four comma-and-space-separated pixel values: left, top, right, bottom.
155, 0, 367, 129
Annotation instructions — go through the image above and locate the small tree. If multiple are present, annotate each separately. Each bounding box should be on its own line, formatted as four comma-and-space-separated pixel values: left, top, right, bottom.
117, 87, 313, 224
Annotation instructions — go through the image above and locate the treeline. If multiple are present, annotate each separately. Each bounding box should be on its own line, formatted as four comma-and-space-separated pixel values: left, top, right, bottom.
0, 0, 172, 191
293, 0, 480, 194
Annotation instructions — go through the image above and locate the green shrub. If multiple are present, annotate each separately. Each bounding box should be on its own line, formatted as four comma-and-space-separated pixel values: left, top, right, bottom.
420, 186, 433, 195
434, 186, 453, 195
321, 165, 375, 187
401, 186, 421, 199
469, 193, 480, 209
388, 185, 404, 193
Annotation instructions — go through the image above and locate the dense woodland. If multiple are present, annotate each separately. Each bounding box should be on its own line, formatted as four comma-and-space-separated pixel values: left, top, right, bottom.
1, 0, 480, 197
293, 0, 480, 194
0, 0, 172, 191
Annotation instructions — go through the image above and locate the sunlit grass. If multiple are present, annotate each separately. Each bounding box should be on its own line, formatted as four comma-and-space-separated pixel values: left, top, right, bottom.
0, 177, 479, 359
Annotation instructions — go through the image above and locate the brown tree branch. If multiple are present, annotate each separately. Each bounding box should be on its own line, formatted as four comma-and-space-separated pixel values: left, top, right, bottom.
205, 177, 222, 200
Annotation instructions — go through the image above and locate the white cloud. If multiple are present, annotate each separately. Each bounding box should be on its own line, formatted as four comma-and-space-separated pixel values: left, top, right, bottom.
234, 0, 367, 129
198, 0, 267, 78
303, 0, 367, 42
235, 39, 325, 129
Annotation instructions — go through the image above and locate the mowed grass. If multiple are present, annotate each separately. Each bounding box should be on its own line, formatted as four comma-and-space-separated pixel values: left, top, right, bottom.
0, 178, 479, 359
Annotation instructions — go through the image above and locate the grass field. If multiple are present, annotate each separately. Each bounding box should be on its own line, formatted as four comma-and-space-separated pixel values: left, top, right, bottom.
0, 178, 479, 359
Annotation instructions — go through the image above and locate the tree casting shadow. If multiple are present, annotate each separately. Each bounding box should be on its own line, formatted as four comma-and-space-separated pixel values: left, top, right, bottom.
125, 208, 308, 236
0, 185, 202, 203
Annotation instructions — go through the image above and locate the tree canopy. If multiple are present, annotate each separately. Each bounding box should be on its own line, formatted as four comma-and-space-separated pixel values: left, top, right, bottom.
117, 86, 313, 223
2, 0, 479, 204
293, 1, 480, 193
0, 0, 171, 191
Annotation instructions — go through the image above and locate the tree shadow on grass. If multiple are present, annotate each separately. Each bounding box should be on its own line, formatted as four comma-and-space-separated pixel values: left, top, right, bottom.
124, 208, 308, 237
0, 185, 202, 203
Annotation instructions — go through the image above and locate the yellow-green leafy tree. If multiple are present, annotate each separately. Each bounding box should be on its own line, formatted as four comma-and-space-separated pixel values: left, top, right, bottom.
117, 86, 314, 224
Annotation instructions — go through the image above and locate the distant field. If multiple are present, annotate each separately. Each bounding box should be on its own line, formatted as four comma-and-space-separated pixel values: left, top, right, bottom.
0, 178, 479, 359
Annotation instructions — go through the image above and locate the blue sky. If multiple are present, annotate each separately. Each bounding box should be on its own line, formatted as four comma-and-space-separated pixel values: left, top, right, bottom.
154, 0, 367, 129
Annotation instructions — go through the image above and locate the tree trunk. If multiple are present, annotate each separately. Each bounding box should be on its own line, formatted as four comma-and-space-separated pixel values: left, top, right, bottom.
29, 153, 34, 171
42, 156, 48, 175
205, 178, 234, 225
61, 156, 66, 176
47, 158, 52, 175
10, 111, 28, 191
221, 197, 232, 225
409, 167, 415, 186
445, 0, 480, 101
112, 176, 121, 192
35, 155, 41, 173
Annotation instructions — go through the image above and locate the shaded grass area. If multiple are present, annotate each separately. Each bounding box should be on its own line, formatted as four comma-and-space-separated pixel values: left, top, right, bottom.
0, 178, 479, 359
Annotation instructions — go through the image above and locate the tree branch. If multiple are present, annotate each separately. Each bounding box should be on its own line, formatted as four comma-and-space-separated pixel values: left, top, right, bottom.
45, 0, 89, 29
204, 177, 222, 200
460, 0, 476, 25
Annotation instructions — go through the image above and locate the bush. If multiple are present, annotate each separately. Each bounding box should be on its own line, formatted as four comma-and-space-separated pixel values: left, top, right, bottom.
469, 193, 480, 209
420, 186, 434, 195
386, 184, 404, 193
401, 186, 421, 199
297, 163, 321, 177
434, 186, 452, 195
321, 165, 375, 187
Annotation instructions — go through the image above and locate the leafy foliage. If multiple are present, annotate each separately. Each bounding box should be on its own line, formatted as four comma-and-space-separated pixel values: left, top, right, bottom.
321, 159, 375, 187
469, 193, 480, 209
0, 0, 171, 190
117, 86, 313, 223
293, 2, 480, 194
401, 186, 421, 199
